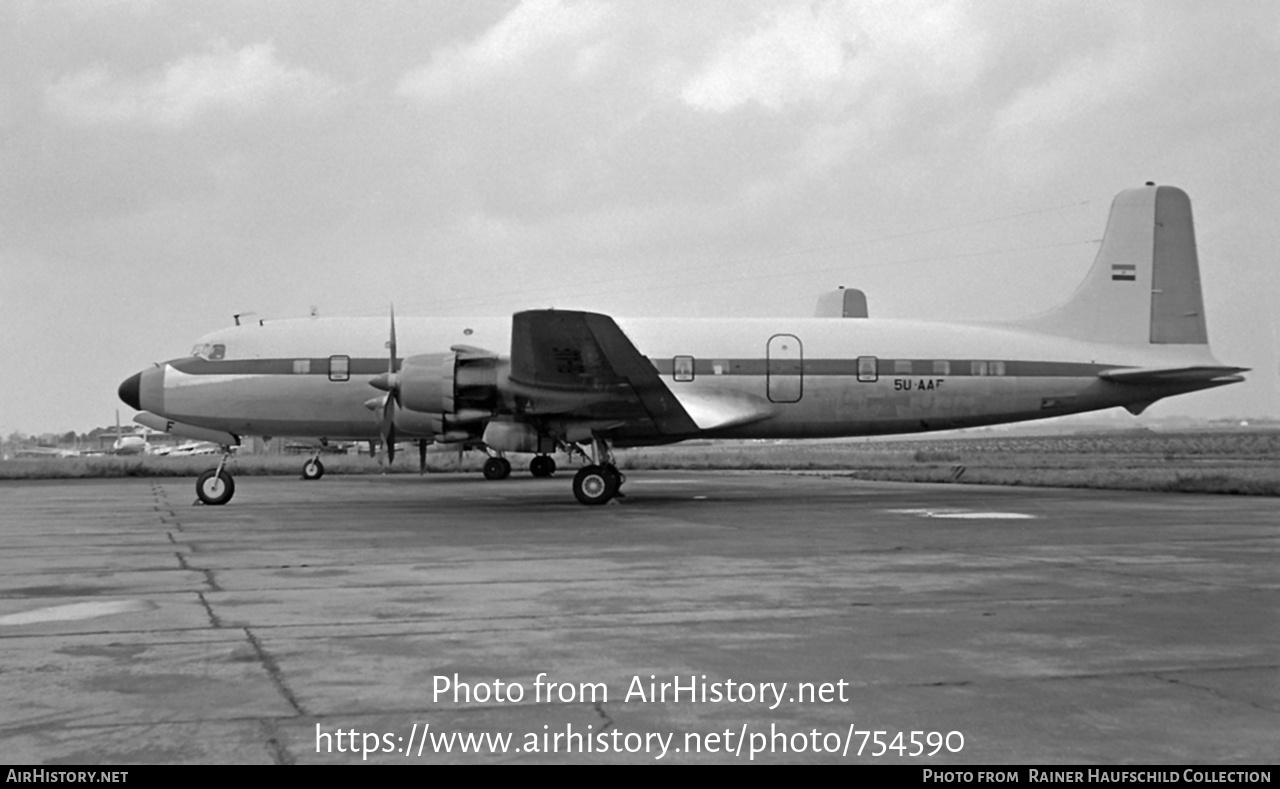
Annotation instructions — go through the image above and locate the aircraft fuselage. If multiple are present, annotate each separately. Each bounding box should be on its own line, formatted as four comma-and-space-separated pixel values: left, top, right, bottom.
125, 314, 1232, 444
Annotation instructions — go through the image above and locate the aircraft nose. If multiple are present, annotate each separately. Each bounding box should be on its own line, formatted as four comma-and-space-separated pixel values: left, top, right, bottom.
118, 372, 142, 410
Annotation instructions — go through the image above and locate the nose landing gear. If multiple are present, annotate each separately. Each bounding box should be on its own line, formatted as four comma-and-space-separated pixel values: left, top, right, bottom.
301, 456, 325, 480
195, 448, 236, 505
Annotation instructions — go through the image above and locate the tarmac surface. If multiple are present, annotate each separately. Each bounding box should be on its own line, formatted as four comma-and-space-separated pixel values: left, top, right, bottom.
0, 471, 1276, 764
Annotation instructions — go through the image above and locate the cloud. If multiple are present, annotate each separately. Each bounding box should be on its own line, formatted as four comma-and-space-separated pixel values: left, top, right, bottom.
680, 3, 859, 113
395, 0, 612, 103
45, 42, 340, 128
680, 0, 985, 114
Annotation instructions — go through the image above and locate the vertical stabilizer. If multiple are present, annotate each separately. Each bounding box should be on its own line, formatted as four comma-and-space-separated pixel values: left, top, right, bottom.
1017, 185, 1208, 346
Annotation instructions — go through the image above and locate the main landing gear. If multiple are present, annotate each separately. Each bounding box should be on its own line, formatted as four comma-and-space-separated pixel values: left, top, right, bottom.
482, 455, 512, 480
529, 455, 556, 478
479, 453, 557, 479
570, 437, 624, 506
195, 449, 236, 505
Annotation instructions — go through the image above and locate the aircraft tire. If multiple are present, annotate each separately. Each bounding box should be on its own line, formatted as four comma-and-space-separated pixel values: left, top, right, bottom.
302, 458, 324, 480
603, 464, 624, 490
573, 465, 618, 505
530, 455, 556, 477
195, 468, 235, 506
483, 456, 512, 481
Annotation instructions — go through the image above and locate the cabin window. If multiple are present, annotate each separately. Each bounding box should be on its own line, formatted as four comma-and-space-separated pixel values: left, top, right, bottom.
293, 359, 311, 374
933, 360, 950, 375
990, 361, 1006, 376
971, 361, 989, 376
329, 355, 350, 382
857, 356, 878, 383
673, 355, 695, 382
893, 360, 912, 375
712, 359, 728, 375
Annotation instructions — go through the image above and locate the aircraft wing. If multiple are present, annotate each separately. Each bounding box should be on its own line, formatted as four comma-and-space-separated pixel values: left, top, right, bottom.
1099, 366, 1249, 385
508, 310, 701, 436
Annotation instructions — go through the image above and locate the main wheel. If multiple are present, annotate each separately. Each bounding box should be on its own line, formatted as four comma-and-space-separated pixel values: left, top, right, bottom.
195, 468, 235, 505
530, 455, 556, 478
573, 465, 618, 505
483, 456, 512, 480
302, 458, 324, 480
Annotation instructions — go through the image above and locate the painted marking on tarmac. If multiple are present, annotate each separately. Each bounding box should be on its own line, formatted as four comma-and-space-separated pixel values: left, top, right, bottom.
628, 479, 701, 484
885, 508, 1036, 520
0, 600, 157, 627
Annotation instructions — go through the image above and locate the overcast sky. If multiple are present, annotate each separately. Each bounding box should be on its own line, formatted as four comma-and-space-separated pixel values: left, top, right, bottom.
3, 0, 1277, 436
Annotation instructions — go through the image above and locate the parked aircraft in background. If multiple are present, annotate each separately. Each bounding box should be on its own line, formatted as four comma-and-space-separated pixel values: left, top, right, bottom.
149, 440, 221, 457
10, 446, 85, 459
108, 410, 149, 455
118, 185, 1246, 506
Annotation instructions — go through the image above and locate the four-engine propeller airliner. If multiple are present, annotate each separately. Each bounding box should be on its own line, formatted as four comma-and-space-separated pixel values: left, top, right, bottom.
118, 185, 1247, 505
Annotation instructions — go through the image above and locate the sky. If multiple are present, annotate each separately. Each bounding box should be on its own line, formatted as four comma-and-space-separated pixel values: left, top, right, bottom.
3, 0, 1278, 436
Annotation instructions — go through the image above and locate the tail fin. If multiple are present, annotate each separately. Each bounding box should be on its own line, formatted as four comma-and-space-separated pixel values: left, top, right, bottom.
1018, 185, 1209, 346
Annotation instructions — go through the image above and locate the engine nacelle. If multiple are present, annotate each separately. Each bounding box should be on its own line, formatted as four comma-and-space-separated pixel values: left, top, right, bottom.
398, 350, 501, 415
482, 421, 556, 454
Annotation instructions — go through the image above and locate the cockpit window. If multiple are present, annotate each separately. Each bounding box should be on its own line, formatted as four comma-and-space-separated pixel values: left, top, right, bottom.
191, 343, 227, 360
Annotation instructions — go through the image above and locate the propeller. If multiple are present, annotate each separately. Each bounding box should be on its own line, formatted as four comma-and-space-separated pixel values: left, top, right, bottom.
369, 305, 399, 466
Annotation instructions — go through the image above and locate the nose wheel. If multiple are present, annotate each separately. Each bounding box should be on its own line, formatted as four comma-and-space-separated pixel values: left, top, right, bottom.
195, 468, 235, 505
195, 448, 236, 505
302, 457, 324, 480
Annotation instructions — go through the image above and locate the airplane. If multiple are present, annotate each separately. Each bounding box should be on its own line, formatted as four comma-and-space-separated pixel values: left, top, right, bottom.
11, 446, 85, 459
107, 409, 149, 455
117, 184, 1247, 506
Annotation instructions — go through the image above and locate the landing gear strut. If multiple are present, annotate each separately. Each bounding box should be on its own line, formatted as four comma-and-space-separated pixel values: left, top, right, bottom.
195, 449, 236, 505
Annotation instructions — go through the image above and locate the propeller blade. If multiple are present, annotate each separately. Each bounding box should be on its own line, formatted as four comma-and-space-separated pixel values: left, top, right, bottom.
374, 304, 399, 467
380, 394, 397, 466
388, 303, 397, 374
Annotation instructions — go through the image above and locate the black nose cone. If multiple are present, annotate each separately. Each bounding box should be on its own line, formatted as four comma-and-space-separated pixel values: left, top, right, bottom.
118, 372, 142, 410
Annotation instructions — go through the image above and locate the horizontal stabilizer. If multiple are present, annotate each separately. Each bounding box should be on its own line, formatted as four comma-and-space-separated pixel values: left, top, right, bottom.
1099, 366, 1249, 385
814, 288, 869, 318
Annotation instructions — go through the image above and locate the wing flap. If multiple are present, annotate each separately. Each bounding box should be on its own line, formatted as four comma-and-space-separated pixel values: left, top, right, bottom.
669, 387, 775, 431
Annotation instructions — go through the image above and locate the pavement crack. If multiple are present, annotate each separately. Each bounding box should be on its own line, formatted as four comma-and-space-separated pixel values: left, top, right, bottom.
245, 627, 307, 717
197, 591, 224, 628
594, 701, 614, 732
1150, 671, 1280, 713
258, 718, 296, 765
